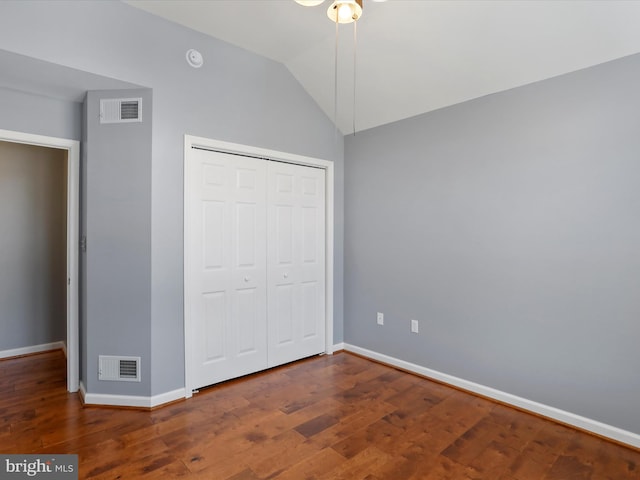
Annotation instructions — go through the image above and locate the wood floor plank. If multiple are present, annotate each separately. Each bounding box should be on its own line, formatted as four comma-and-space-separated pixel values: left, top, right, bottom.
468, 440, 522, 477
307, 397, 397, 449
246, 431, 321, 478
318, 446, 393, 480
1, 349, 639, 479
545, 454, 594, 480
270, 445, 346, 480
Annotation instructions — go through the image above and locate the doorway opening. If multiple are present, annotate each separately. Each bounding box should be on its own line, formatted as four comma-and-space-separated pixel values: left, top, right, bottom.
0, 129, 79, 392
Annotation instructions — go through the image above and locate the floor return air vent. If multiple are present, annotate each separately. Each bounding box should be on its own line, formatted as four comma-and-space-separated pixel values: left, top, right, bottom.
98, 355, 141, 382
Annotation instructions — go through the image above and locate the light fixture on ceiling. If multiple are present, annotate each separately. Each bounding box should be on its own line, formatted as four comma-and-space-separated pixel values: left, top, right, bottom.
294, 0, 364, 24
294, 0, 326, 6
327, 0, 363, 24
294, 0, 366, 136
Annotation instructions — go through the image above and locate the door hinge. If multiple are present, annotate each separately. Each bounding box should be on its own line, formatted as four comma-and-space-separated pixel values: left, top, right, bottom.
80, 236, 87, 252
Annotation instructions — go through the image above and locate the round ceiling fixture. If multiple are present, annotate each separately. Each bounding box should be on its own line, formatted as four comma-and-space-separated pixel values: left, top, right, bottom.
327, 0, 363, 24
186, 49, 204, 68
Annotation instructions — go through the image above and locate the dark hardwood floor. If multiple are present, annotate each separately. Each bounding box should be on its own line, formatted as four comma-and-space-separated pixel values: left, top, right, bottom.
0, 350, 637, 479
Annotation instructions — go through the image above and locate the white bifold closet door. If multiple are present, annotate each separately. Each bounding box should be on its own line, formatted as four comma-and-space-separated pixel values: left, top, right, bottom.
267, 161, 325, 368
188, 149, 268, 388
188, 148, 325, 390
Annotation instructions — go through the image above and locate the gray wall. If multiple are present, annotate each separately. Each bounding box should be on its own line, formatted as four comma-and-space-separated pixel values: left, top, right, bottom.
345, 53, 640, 435
0, 1, 343, 397
0, 141, 67, 351
83, 89, 153, 395
0, 87, 82, 141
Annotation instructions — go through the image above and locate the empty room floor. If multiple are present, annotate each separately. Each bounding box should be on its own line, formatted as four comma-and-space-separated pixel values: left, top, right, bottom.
0, 350, 638, 479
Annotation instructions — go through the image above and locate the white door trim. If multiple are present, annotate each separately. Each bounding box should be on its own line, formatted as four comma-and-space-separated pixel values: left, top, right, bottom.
183, 135, 334, 397
0, 128, 80, 393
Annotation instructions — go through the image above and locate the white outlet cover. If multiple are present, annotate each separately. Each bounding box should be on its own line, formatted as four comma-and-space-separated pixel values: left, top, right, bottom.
411, 319, 419, 333
377, 312, 384, 325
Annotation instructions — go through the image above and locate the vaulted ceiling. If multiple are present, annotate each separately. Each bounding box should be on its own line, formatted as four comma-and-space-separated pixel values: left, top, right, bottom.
124, 0, 640, 134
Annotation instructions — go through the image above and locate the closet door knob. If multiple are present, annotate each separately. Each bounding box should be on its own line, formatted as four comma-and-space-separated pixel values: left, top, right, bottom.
244, 277, 250, 282
283, 273, 288, 279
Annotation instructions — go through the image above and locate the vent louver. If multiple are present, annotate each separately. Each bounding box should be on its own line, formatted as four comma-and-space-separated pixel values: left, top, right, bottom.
120, 101, 139, 120
119, 360, 138, 379
100, 98, 142, 124
98, 355, 141, 382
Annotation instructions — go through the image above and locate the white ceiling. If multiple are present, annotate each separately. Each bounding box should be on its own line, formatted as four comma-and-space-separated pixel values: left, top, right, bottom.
124, 0, 640, 134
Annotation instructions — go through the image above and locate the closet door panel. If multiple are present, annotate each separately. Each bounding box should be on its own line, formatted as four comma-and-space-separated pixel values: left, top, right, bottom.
267, 162, 325, 367
188, 149, 267, 389
188, 149, 327, 391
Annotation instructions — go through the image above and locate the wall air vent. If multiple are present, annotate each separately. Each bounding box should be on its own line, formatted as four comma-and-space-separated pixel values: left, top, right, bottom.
98, 355, 141, 382
99, 98, 142, 124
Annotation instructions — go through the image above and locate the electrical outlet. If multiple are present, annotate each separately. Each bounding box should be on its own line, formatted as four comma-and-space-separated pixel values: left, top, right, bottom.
411, 319, 419, 333
377, 312, 384, 325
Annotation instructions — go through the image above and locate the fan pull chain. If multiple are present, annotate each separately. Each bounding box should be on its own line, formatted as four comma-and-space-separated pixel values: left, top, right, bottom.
353, 19, 357, 136
334, 13, 339, 142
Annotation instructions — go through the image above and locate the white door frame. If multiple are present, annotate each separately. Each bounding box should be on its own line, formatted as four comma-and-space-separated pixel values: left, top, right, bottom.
0, 128, 80, 393
183, 135, 334, 397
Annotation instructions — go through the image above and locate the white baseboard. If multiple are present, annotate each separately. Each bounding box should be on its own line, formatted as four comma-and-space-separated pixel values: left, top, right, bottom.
79, 382, 186, 409
344, 343, 640, 449
0, 341, 65, 359
150, 388, 187, 408
332, 342, 345, 352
